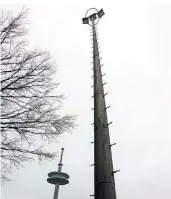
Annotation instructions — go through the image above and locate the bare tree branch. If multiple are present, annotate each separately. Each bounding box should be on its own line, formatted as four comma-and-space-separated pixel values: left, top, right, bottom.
0, 9, 75, 182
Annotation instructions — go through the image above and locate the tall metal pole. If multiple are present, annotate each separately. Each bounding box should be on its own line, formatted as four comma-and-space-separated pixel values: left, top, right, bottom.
82, 9, 118, 199
92, 17, 117, 199
53, 148, 64, 199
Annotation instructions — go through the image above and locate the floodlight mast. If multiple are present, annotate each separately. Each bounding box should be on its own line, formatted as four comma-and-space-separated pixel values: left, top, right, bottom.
82, 8, 118, 199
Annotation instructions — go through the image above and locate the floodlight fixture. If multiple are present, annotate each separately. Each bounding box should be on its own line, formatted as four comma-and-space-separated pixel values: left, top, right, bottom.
82, 17, 89, 24
97, 9, 105, 18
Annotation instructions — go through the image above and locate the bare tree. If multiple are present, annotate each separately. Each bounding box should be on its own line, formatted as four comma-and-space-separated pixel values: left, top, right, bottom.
0, 9, 75, 182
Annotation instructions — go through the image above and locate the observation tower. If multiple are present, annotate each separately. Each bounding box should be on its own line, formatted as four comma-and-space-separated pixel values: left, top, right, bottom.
47, 148, 69, 199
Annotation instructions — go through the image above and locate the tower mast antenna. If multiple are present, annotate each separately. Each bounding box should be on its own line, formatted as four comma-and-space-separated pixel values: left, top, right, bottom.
47, 148, 69, 199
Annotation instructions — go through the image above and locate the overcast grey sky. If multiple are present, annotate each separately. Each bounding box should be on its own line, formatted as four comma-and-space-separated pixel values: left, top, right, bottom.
1, 1, 171, 199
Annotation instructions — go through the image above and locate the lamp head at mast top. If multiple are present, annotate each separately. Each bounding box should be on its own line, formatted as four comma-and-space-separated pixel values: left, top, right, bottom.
82, 8, 105, 26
